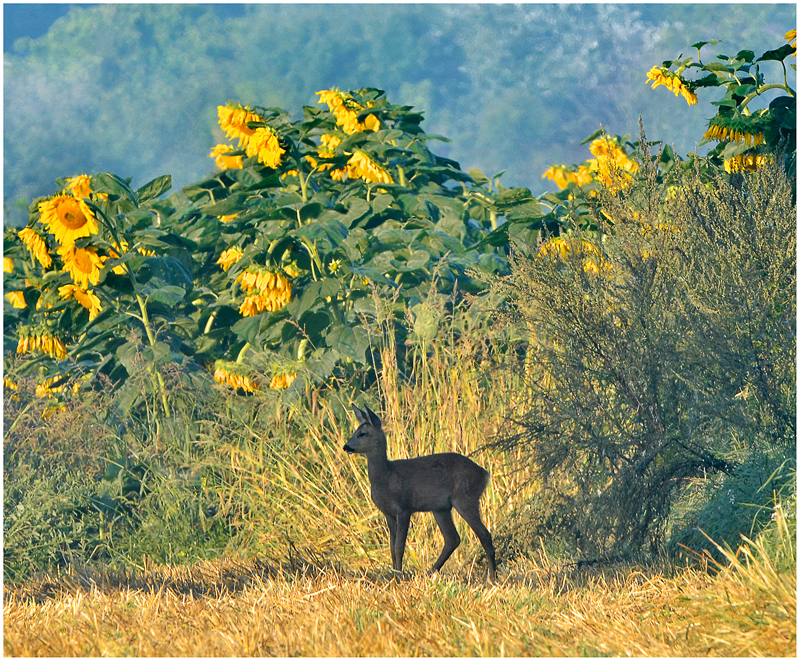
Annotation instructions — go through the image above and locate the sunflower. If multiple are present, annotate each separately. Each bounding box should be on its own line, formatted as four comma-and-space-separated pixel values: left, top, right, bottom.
17, 332, 67, 360
217, 105, 263, 148
703, 117, 765, 146
217, 246, 244, 271
38, 194, 99, 246
59, 284, 102, 320
537, 236, 611, 274
210, 143, 243, 170
4, 257, 13, 273
316, 89, 380, 134
786, 29, 797, 52
213, 361, 260, 393
244, 127, 285, 168
235, 267, 292, 316
724, 152, 772, 173
269, 373, 297, 389
6, 291, 26, 309
645, 66, 698, 105
59, 244, 104, 289
346, 151, 394, 184
18, 227, 53, 268
542, 164, 594, 190
588, 137, 638, 192
65, 174, 92, 198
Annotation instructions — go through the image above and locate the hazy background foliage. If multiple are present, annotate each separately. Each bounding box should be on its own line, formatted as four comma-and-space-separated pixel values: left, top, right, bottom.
3, 3, 795, 224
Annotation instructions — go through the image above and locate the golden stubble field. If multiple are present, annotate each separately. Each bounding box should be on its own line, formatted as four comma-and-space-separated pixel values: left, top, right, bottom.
4, 533, 795, 658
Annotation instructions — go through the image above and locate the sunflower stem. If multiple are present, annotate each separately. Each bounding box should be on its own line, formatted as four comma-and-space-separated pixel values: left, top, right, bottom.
236, 342, 251, 363
135, 293, 170, 418
740, 83, 796, 112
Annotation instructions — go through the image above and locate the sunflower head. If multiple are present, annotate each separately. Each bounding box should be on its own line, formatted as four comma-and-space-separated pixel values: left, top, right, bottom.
59, 244, 104, 289
38, 194, 99, 247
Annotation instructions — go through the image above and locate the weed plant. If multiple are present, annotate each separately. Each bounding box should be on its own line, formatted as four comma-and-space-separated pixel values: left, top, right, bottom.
490, 144, 796, 559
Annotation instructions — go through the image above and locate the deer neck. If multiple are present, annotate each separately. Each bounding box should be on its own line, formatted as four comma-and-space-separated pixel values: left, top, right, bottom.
364, 435, 391, 482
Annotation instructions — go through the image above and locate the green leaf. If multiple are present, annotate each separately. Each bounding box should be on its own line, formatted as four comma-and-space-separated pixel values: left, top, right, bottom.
702, 62, 732, 72
92, 173, 137, 204
468, 168, 491, 185
326, 325, 370, 363
410, 303, 439, 341
279, 201, 324, 223
201, 193, 247, 217
506, 201, 545, 222
757, 44, 796, 63
136, 175, 172, 203
143, 341, 171, 364
148, 285, 186, 307
691, 40, 719, 50
294, 217, 349, 252
371, 193, 395, 214
470, 226, 510, 251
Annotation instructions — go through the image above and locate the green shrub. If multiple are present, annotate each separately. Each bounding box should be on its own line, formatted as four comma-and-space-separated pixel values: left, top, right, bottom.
491, 147, 795, 559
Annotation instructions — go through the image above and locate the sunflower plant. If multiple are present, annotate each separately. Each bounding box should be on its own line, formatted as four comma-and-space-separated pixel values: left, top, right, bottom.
4, 171, 187, 414
647, 31, 796, 174
4, 88, 524, 406
180, 87, 519, 396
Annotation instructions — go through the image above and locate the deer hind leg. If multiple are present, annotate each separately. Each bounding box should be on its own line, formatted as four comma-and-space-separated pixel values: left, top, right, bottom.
431, 509, 461, 573
453, 499, 497, 582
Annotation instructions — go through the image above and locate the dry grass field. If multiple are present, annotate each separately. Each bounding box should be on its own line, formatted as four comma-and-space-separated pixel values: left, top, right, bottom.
4, 523, 794, 657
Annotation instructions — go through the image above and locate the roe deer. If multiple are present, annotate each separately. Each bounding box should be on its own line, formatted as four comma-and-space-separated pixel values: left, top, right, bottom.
343, 404, 497, 582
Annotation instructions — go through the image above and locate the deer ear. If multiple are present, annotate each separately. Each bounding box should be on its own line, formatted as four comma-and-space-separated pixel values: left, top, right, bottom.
351, 404, 367, 425
364, 406, 383, 430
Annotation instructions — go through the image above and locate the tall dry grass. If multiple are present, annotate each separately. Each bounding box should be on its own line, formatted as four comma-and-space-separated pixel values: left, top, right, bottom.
4, 505, 794, 657
204, 292, 534, 576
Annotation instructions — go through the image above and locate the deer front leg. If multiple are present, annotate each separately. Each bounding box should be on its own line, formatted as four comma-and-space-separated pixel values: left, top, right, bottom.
393, 511, 412, 574
384, 513, 397, 568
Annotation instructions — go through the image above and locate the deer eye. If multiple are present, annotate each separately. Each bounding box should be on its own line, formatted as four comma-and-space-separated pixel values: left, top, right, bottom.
357, 429, 367, 437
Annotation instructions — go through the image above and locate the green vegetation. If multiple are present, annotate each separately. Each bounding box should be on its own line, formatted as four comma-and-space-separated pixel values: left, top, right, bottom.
3, 25, 796, 657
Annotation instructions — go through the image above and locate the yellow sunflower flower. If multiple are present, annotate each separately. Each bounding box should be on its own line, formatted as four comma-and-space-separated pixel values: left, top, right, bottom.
58, 244, 104, 289
209, 143, 244, 170
213, 362, 260, 393
38, 194, 99, 246
723, 152, 772, 173
36, 374, 68, 398
235, 267, 292, 316
346, 151, 394, 184
537, 236, 611, 274
18, 227, 53, 269
786, 29, 797, 53
646, 66, 698, 105
703, 122, 765, 147
542, 164, 594, 190
217, 246, 244, 271
4, 257, 13, 273
269, 373, 297, 389
217, 105, 263, 148
588, 137, 638, 192
65, 174, 92, 198
316, 89, 380, 134
58, 284, 102, 320
244, 127, 285, 169
6, 291, 26, 309
218, 214, 239, 223
17, 332, 67, 360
